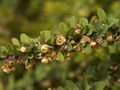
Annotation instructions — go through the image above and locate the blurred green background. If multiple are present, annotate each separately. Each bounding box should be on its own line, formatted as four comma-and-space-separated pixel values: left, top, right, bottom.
0, 0, 120, 90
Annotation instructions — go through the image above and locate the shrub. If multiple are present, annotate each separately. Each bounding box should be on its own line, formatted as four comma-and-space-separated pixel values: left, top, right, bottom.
0, 8, 120, 89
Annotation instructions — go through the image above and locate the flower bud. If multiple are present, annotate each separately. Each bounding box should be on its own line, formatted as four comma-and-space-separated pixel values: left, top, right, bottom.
41, 44, 50, 53
50, 51, 57, 59
2, 68, 11, 73
61, 45, 68, 50
25, 64, 33, 69
107, 35, 113, 44
96, 37, 102, 45
73, 45, 82, 51
20, 47, 26, 52
16, 59, 23, 64
1, 65, 14, 73
66, 53, 71, 57
37, 53, 43, 59
80, 36, 91, 43
109, 64, 117, 72
56, 35, 66, 46
66, 53, 72, 61
74, 29, 80, 34
89, 41, 96, 47
41, 57, 49, 63
5, 60, 13, 66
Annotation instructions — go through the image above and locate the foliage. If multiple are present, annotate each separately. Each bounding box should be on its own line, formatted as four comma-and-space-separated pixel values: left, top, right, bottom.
0, 0, 120, 90
0, 8, 120, 90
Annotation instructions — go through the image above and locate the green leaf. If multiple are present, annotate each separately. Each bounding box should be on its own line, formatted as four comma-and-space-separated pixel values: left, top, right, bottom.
0, 46, 7, 52
94, 79, 109, 90
65, 80, 79, 90
0, 46, 7, 57
67, 28, 74, 38
40, 30, 51, 41
67, 42, 73, 51
85, 82, 91, 90
84, 45, 92, 54
101, 40, 107, 47
101, 24, 108, 34
59, 23, 67, 36
80, 27, 87, 35
108, 44, 116, 54
107, 17, 119, 28
79, 17, 88, 26
11, 38, 20, 47
6, 44, 14, 54
56, 51, 64, 62
87, 24, 94, 35
20, 33, 30, 44
97, 8, 106, 22
76, 80, 91, 90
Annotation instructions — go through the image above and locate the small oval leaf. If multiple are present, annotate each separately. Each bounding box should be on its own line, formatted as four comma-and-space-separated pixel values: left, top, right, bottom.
20, 33, 30, 44
97, 8, 106, 22
11, 38, 20, 47
56, 51, 64, 61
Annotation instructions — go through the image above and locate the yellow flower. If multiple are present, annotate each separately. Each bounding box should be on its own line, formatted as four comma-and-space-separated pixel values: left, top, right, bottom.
41, 44, 50, 53
56, 35, 66, 46
20, 47, 26, 52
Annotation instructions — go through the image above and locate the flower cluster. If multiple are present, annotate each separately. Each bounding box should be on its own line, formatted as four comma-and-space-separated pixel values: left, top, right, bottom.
1, 60, 15, 73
